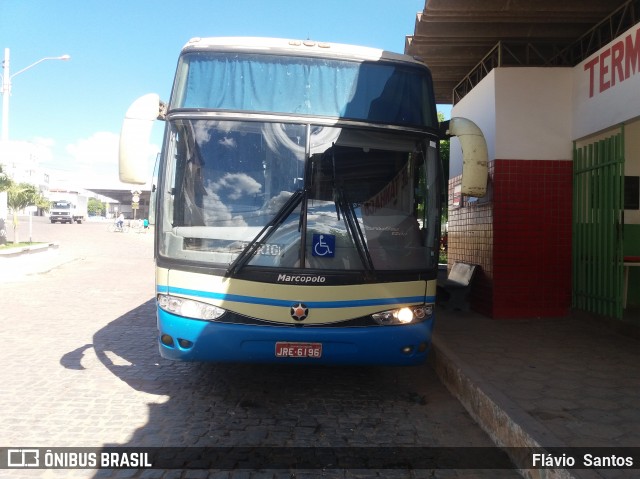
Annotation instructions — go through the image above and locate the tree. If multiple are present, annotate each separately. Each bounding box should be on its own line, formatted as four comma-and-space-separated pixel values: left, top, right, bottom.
0, 164, 11, 192
0, 165, 10, 245
437, 111, 450, 182
88, 197, 106, 217
7, 182, 49, 244
438, 111, 451, 262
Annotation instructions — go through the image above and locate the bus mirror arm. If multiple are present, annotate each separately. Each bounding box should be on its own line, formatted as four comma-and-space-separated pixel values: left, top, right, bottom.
446, 117, 488, 198
158, 100, 167, 120
438, 120, 451, 140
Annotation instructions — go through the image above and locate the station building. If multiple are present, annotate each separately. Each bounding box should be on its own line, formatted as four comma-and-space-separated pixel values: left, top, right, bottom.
406, 1, 640, 321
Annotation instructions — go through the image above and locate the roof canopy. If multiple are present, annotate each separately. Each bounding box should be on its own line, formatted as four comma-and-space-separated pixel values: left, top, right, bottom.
405, 0, 634, 104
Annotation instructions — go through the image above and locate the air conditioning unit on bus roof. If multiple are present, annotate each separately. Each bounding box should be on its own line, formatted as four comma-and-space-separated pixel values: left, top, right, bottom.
182, 37, 421, 65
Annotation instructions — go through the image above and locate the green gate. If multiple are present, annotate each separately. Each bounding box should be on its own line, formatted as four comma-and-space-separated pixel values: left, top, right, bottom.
573, 129, 624, 319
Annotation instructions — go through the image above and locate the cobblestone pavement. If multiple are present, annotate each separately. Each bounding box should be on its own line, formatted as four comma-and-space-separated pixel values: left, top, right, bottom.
0, 217, 521, 479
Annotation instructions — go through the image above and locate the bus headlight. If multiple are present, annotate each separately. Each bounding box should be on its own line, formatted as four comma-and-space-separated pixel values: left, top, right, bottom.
371, 304, 432, 325
157, 294, 226, 321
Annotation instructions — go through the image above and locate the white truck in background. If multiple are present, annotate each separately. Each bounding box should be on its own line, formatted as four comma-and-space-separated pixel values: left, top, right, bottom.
49, 191, 88, 224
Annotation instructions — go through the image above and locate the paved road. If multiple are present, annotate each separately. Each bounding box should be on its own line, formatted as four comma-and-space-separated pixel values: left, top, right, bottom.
0, 216, 521, 479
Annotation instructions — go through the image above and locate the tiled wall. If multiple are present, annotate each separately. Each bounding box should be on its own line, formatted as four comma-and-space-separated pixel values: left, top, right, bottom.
447, 163, 495, 316
448, 159, 573, 318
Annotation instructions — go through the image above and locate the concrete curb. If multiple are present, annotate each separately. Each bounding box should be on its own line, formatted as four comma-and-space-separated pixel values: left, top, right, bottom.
430, 332, 603, 479
0, 242, 75, 281
0, 242, 60, 258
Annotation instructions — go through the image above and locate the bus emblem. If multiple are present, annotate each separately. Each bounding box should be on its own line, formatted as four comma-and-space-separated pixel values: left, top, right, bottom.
290, 303, 309, 321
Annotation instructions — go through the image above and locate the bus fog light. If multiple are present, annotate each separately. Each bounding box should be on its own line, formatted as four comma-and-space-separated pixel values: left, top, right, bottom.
178, 338, 193, 349
160, 334, 174, 346
418, 342, 428, 353
401, 345, 414, 355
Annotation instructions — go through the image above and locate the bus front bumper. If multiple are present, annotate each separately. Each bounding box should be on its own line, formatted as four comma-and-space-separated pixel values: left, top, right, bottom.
157, 309, 433, 366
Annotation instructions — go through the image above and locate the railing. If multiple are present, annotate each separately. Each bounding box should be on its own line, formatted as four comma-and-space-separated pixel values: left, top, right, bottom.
452, 0, 640, 104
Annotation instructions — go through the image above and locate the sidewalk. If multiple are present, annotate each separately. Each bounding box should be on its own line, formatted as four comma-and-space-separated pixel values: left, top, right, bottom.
431, 305, 640, 479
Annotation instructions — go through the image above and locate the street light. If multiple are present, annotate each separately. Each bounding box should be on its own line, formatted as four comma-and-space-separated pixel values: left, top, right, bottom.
1, 47, 71, 142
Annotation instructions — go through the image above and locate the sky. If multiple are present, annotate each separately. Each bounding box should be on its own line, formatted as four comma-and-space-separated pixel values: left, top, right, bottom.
0, 0, 450, 188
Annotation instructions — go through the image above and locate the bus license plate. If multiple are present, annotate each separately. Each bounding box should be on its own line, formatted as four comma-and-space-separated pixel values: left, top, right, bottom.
275, 342, 322, 358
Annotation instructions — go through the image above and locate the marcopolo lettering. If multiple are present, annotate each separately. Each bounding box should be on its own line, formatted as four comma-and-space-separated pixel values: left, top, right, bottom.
277, 274, 326, 284
584, 26, 640, 98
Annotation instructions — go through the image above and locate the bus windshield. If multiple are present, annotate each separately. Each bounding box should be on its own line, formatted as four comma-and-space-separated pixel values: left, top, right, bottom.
159, 120, 440, 274
171, 52, 436, 129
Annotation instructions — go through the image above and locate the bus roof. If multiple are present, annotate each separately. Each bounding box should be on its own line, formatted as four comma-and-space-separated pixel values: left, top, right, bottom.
181, 37, 427, 68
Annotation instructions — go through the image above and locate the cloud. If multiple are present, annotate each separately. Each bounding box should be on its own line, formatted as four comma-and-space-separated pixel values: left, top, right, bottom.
30, 138, 57, 162
60, 132, 159, 187
40, 132, 123, 186
3, 131, 160, 190
1, 138, 57, 165
66, 131, 120, 165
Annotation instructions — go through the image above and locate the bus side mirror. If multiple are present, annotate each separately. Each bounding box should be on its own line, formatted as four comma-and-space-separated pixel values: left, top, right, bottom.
119, 93, 163, 185
446, 117, 488, 198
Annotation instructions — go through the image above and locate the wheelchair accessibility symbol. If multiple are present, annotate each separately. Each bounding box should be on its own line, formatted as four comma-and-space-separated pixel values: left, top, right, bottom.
312, 234, 335, 257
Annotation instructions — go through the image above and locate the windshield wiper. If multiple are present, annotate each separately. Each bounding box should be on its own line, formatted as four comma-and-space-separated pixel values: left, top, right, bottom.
329, 145, 374, 275
226, 189, 305, 277
335, 188, 375, 275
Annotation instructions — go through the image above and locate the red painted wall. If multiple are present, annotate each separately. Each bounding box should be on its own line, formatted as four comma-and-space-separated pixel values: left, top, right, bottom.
447, 159, 573, 318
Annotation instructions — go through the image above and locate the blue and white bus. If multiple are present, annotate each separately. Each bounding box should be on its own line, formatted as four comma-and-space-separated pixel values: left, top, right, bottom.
119, 37, 487, 365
